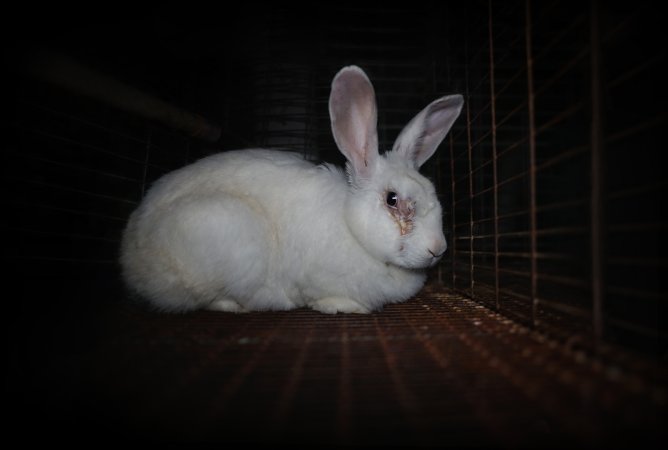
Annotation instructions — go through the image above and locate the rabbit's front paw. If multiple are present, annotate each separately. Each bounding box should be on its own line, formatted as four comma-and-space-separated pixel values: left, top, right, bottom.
206, 298, 247, 313
312, 297, 371, 314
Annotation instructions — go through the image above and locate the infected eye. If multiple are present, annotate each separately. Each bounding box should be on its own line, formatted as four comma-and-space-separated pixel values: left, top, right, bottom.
386, 191, 398, 208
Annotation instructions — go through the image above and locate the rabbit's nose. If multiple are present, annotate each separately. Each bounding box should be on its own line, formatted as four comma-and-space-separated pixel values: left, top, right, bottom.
428, 238, 447, 259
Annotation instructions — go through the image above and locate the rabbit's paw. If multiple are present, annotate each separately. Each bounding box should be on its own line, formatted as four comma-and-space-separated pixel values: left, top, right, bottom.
206, 298, 247, 313
312, 297, 371, 314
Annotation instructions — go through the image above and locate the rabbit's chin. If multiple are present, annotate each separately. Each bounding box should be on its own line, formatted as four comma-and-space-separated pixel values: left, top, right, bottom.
393, 254, 442, 271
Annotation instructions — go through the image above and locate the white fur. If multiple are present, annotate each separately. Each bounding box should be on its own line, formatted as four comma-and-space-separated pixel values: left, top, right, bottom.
120, 66, 463, 313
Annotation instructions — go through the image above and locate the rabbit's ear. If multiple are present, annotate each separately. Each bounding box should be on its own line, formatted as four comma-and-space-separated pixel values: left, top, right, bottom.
392, 95, 464, 169
329, 66, 379, 179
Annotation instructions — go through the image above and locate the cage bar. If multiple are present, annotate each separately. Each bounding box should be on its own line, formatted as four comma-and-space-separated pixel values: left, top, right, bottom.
589, 0, 605, 344
524, 0, 539, 327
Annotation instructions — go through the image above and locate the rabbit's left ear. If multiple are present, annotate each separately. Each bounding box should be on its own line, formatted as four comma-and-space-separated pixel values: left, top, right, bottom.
392, 95, 464, 169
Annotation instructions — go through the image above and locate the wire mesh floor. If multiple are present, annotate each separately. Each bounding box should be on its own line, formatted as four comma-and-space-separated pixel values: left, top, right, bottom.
9, 283, 665, 447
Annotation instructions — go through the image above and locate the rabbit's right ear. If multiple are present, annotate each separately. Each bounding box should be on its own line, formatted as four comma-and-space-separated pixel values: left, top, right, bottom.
329, 66, 379, 180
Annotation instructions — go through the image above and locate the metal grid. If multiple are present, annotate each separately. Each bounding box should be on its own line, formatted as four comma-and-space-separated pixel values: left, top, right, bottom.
22, 285, 658, 446
442, 1, 667, 354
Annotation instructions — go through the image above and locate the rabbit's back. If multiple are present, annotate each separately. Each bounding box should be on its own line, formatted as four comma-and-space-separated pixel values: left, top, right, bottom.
140, 150, 321, 212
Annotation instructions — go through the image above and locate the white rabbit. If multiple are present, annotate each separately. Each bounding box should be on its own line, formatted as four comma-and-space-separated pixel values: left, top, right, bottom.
120, 66, 463, 313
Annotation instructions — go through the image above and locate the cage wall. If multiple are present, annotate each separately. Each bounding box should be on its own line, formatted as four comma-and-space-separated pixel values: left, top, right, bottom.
441, 1, 666, 355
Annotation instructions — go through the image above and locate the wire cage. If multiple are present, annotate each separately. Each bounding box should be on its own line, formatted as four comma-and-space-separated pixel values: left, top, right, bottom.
6, 0, 666, 447
443, 1, 667, 355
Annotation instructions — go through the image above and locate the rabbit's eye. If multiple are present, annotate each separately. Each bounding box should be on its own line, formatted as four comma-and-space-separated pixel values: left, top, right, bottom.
386, 192, 415, 236
386, 191, 398, 208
